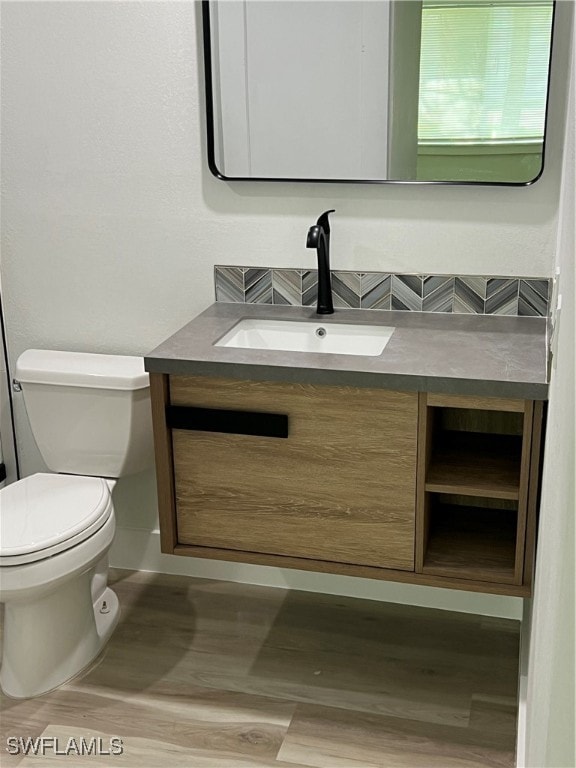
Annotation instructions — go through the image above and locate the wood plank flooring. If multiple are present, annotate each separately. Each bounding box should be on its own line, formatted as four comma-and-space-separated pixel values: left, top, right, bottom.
0, 570, 520, 767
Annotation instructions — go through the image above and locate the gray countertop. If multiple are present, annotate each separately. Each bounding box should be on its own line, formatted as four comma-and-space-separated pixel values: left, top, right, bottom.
145, 303, 549, 400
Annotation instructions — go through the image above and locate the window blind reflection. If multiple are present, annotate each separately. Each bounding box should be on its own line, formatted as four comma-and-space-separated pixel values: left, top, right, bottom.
418, 1, 554, 145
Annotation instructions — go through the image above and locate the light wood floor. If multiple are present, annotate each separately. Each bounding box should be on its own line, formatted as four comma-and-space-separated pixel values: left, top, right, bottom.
1, 570, 520, 767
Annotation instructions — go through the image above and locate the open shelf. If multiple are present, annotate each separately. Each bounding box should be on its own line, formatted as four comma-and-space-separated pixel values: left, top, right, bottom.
414, 395, 541, 590
422, 502, 517, 584
425, 431, 522, 500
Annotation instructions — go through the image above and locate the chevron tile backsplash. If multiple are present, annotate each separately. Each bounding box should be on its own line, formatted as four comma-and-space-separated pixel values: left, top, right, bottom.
215, 267, 551, 317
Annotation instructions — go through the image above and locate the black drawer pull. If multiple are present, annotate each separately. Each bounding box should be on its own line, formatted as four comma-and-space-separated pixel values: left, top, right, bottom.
166, 405, 288, 438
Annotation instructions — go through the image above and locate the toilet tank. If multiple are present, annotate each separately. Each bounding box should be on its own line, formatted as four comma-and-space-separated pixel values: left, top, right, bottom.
15, 350, 154, 477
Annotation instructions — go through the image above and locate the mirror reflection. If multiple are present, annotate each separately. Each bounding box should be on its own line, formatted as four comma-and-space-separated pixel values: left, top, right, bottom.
204, 0, 554, 185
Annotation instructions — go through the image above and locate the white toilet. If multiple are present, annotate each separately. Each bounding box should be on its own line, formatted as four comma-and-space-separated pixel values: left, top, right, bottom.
0, 349, 153, 698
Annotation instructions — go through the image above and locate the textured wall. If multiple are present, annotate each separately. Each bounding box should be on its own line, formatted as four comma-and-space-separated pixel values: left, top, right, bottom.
525, 5, 576, 763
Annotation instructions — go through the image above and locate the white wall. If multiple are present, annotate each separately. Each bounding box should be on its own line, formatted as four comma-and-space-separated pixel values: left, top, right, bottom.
523, 5, 576, 764
0, 1, 573, 619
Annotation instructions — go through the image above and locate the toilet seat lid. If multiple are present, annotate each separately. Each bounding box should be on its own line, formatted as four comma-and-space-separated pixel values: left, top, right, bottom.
0, 473, 112, 564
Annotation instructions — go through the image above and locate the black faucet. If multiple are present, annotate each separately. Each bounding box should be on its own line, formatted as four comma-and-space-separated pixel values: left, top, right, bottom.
306, 209, 335, 314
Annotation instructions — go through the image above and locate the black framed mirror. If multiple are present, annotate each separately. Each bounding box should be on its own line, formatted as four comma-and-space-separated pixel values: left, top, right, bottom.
202, 0, 555, 186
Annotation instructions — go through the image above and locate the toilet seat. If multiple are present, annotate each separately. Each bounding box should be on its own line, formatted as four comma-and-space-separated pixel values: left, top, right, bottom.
0, 473, 112, 566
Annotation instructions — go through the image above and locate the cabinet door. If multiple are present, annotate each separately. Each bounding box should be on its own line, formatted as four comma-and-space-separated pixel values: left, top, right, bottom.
171, 376, 418, 571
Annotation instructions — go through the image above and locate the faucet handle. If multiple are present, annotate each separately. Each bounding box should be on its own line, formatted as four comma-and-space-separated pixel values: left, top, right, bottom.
306, 224, 321, 249
317, 209, 335, 234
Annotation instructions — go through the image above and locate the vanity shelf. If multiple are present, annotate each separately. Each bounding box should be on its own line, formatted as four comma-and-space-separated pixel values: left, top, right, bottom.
421, 500, 518, 584
425, 432, 522, 500
416, 394, 543, 588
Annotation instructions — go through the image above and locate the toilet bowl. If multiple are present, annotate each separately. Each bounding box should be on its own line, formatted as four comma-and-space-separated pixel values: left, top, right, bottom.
0, 350, 153, 698
0, 474, 119, 698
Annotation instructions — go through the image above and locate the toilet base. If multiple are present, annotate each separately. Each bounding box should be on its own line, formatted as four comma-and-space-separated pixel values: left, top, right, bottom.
0, 574, 120, 699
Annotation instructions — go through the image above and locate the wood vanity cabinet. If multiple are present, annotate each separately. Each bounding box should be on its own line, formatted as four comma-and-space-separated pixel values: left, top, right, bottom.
150, 374, 544, 597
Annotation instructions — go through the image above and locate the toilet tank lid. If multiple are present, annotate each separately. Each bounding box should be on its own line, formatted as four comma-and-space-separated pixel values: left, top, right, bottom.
16, 349, 150, 390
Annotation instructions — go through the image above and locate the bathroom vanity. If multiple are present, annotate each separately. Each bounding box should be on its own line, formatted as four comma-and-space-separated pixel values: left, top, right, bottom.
145, 304, 548, 597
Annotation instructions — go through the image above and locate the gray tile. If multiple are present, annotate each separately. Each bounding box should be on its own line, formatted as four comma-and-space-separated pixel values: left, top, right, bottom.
485, 279, 519, 316
245, 270, 273, 304
454, 277, 485, 314
215, 267, 245, 303
460, 276, 488, 300
272, 269, 302, 306
360, 273, 391, 310
453, 295, 475, 314
214, 266, 549, 317
423, 276, 455, 313
423, 275, 452, 297
272, 289, 291, 305
245, 268, 270, 290
518, 279, 550, 317
332, 272, 361, 309
391, 275, 423, 311
302, 270, 318, 307
398, 274, 423, 296
526, 278, 550, 300
486, 278, 519, 299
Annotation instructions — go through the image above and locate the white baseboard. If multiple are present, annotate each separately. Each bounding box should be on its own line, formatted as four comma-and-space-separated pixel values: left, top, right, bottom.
515, 599, 533, 767
516, 673, 528, 768
110, 526, 523, 620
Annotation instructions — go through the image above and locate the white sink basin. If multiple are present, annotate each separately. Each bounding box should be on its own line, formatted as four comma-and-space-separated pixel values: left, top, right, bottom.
215, 319, 395, 357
